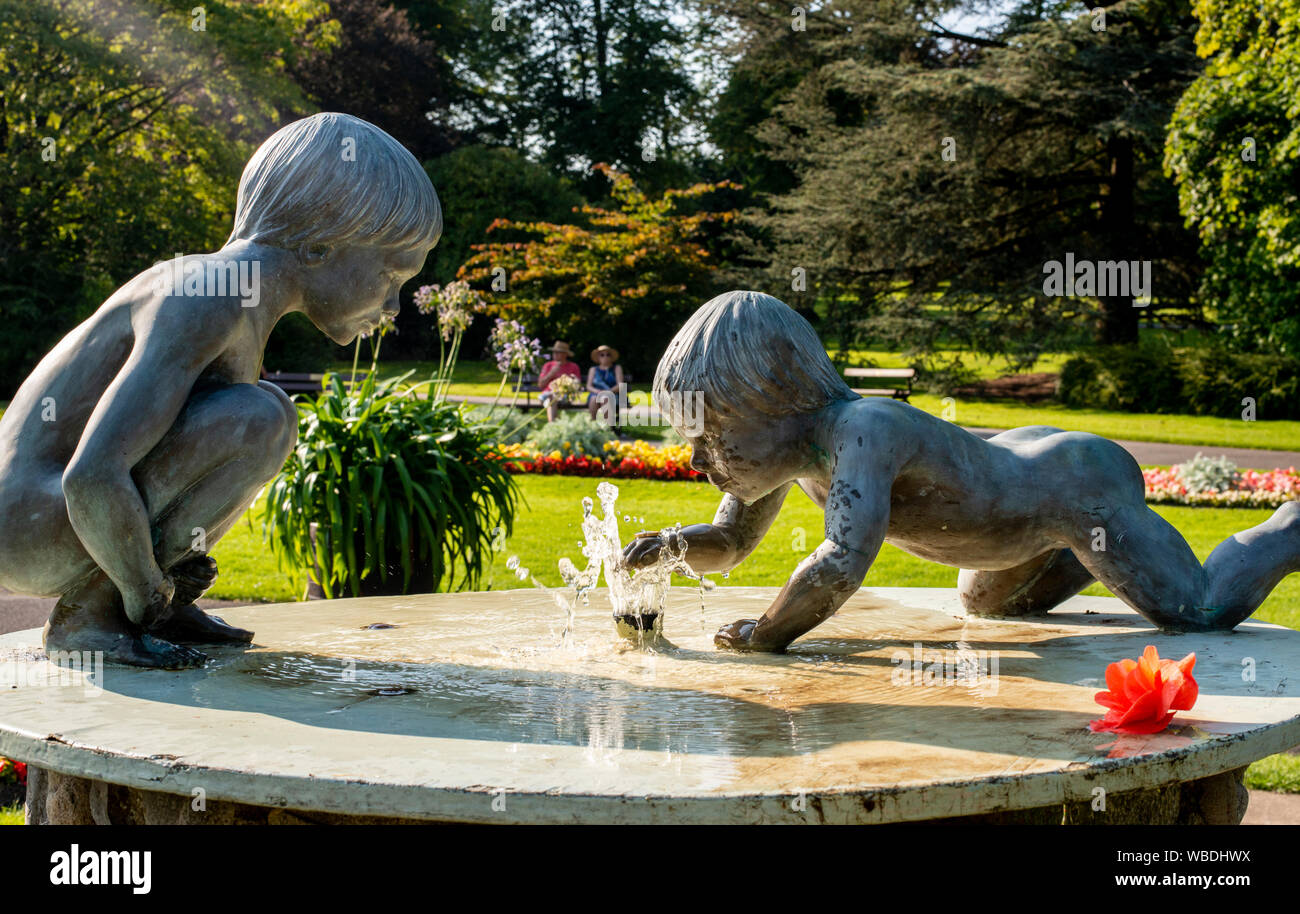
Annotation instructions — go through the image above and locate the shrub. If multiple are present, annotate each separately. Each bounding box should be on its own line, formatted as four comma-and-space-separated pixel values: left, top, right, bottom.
1057, 343, 1183, 413
1176, 348, 1300, 420
263, 292, 520, 598
1058, 344, 1300, 418
1174, 454, 1242, 495
263, 373, 520, 597
458, 165, 738, 378
524, 412, 616, 456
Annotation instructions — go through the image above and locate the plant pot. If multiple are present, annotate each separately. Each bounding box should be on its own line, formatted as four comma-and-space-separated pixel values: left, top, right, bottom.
306, 522, 437, 599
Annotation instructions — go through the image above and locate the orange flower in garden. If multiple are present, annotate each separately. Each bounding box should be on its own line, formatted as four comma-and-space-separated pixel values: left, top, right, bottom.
1090, 645, 1198, 735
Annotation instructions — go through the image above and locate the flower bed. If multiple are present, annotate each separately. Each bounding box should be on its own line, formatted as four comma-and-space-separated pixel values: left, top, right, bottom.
495, 439, 1300, 508
0, 756, 27, 807
1143, 466, 1299, 508
496, 440, 702, 481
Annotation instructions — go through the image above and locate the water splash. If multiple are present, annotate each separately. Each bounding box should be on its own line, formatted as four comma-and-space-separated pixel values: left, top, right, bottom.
557, 481, 703, 645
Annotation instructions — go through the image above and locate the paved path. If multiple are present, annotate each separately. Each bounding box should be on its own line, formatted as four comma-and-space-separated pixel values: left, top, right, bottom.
1243, 790, 1300, 824
965, 428, 1300, 470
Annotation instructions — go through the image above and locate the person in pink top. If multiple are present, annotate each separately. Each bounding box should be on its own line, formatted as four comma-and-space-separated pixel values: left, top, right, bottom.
537, 340, 582, 422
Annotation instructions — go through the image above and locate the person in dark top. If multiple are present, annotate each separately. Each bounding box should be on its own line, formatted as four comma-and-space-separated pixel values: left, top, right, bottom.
587, 345, 624, 423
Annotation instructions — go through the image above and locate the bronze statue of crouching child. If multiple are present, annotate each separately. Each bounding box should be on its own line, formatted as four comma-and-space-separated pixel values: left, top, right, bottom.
0, 113, 440, 667
623, 291, 1300, 652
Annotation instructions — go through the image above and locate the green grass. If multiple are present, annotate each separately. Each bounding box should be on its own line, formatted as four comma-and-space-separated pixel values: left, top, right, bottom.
329, 359, 1300, 452
1244, 753, 1300, 793
213, 476, 1300, 630
911, 394, 1300, 452
0, 804, 20, 825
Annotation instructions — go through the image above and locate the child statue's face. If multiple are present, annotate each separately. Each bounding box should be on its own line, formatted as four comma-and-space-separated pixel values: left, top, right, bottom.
682, 412, 807, 504
300, 244, 430, 344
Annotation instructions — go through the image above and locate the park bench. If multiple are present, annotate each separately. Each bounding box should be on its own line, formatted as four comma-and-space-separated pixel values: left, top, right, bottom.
444, 370, 634, 415
844, 366, 915, 401
510, 371, 634, 411
261, 370, 369, 394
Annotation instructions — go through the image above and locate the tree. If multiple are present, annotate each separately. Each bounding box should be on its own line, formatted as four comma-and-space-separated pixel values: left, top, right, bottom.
287, 0, 463, 160
379, 145, 584, 360
0, 0, 332, 393
723, 0, 1203, 379
1165, 0, 1300, 355
451, 0, 715, 195
457, 164, 738, 375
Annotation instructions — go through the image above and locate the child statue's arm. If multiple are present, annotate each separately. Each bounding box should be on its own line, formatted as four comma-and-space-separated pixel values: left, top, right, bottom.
622, 483, 792, 573
62, 311, 224, 628
717, 474, 890, 651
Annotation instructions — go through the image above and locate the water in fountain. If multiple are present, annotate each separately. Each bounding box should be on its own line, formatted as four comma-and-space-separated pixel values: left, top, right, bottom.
556, 481, 704, 645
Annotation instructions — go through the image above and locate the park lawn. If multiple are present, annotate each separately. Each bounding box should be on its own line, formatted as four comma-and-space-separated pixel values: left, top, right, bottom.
1244, 753, 1300, 793
212, 475, 1300, 630
327, 359, 1300, 452
910, 394, 1300, 452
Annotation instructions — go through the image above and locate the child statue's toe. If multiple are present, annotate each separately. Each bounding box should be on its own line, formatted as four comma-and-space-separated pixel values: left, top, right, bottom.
136, 634, 208, 669
157, 602, 253, 645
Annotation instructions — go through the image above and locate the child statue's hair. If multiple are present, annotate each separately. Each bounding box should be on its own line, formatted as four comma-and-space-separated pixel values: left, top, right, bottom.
227, 112, 441, 252
654, 291, 856, 424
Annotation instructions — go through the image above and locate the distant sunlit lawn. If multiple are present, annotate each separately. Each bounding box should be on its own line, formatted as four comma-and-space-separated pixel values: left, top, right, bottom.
327, 359, 1300, 452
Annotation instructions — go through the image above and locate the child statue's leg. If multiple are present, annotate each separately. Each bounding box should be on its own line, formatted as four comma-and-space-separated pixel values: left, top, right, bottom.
1067, 500, 1300, 631
958, 548, 1094, 617
43, 381, 297, 666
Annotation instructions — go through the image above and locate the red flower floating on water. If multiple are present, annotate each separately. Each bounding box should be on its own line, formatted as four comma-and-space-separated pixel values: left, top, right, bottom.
1089, 645, 1198, 735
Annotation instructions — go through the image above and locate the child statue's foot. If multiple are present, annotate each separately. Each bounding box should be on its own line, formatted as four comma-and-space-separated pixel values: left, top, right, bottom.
170, 554, 219, 605
45, 575, 209, 669
43, 620, 207, 669
155, 602, 253, 645
714, 619, 784, 652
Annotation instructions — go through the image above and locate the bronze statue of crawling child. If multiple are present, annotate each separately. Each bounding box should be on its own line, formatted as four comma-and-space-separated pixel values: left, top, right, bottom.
623, 291, 1300, 652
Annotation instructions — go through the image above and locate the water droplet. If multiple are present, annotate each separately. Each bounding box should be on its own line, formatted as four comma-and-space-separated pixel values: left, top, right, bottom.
623, 515, 631, 523
722, 572, 730, 579
506, 555, 519, 571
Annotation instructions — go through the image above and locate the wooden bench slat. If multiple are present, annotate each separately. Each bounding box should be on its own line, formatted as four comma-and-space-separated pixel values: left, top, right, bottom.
844, 367, 916, 378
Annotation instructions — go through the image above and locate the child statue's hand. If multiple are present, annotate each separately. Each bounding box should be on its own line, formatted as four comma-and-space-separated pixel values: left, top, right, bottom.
124, 575, 176, 630
622, 530, 665, 569
714, 619, 762, 651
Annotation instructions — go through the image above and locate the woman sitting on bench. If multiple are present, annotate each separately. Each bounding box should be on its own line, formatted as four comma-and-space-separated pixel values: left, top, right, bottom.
537, 341, 582, 422
587, 344, 624, 424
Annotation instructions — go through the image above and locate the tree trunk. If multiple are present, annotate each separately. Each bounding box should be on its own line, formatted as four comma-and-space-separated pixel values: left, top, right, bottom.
1098, 135, 1138, 344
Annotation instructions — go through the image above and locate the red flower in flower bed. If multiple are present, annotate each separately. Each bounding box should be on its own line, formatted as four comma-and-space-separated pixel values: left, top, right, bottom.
0, 756, 27, 787
1089, 645, 1198, 735
498, 446, 705, 482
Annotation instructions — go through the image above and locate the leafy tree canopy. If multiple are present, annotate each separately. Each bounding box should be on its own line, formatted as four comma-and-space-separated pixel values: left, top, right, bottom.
715, 0, 1204, 384
457, 164, 738, 374
1165, 0, 1300, 355
0, 0, 334, 391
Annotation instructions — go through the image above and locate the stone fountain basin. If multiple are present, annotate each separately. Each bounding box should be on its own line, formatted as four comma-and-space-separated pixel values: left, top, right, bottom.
1, 586, 1297, 824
